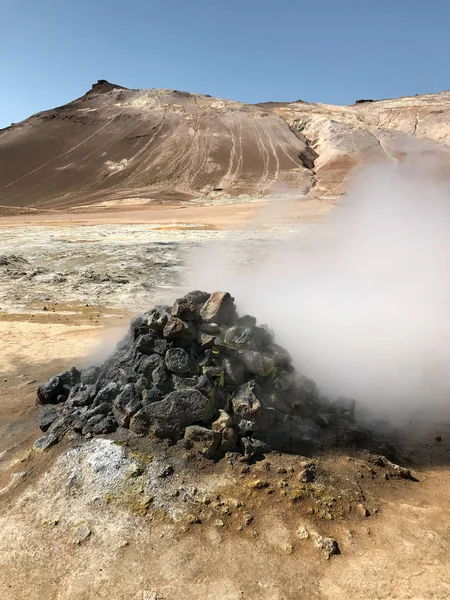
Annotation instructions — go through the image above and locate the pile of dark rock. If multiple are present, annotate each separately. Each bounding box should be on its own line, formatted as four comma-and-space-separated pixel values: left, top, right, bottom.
36, 291, 358, 459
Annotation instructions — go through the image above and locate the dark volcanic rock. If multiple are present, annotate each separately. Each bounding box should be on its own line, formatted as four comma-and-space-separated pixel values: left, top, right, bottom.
36, 290, 358, 458
147, 307, 170, 332
165, 348, 190, 374
130, 389, 211, 439
37, 405, 60, 432
36, 368, 80, 405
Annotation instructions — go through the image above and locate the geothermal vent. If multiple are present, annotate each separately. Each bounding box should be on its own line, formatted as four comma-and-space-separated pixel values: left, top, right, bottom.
36, 291, 358, 458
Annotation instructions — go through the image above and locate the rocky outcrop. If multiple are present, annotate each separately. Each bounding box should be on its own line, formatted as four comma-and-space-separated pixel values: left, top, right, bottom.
35, 290, 358, 457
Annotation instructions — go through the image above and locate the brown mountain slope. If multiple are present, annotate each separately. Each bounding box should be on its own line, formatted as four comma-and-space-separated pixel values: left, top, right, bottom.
0, 81, 315, 210
1, 81, 450, 212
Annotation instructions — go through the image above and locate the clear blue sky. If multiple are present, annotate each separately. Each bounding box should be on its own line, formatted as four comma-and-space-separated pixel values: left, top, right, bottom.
1, 0, 449, 128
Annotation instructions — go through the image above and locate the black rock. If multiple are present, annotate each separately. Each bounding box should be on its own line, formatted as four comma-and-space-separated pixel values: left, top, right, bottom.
241, 437, 271, 460
135, 332, 160, 354
35, 289, 357, 457
147, 307, 170, 332
33, 434, 58, 451
198, 322, 220, 335
130, 314, 150, 340
222, 357, 247, 386
80, 366, 101, 385
237, 315, 257, 328
171, 374, 199, 390
238, 350, 274, 377
134, 389, 211, 439
69, 384, 96, 408
113, 384, 142, 427
37, 372, 72, 405
37, 405, 60, 432
142, 386, 165, 405
94, 381, 121, 406
138, 354, 165, 378
165, 347, 190, 374
224, 325, 272, 351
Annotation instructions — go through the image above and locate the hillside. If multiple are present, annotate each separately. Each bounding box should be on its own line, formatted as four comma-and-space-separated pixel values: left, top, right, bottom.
1, 81, 450, 212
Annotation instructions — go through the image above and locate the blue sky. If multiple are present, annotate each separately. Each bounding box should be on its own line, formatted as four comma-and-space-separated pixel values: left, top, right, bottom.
1, 0, 449, 128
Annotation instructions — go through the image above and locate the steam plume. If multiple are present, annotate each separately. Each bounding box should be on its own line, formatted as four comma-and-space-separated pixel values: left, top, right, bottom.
185, 157, 450, 423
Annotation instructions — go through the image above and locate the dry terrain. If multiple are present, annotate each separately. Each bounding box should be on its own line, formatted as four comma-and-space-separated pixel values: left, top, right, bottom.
2, 80, 450, 214
1, 84, 450, 598
0, 217, 450, 600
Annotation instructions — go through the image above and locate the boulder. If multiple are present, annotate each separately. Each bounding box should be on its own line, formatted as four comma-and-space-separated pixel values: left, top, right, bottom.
183, 425, 221, 457
135, 332, 160, 354
241, 437, 271, 460
93, 382, 121, 406
224, 325, 272, 350
238, 350, 274, 377
231, 382, 262, 434
142, 386, 164, 405
37, 369, 78, 405
212, 409, 234, 433
112, 384, 142, 427
163, 317, 195, 343
33, 434, 58, 451
135, 389, 211, 439
80, 366, 101, 385
220, 427, 238, 452
198, 322, 220, 335
222, 357, 247, 386
37, 405, 60, 432
200, 292, 236, 325
165, 347, 190, 374
147, 307, 169, 332
171, 290, 210, 321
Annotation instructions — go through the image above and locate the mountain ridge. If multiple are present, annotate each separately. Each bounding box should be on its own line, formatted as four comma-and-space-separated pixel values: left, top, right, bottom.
1, 80, 450, 212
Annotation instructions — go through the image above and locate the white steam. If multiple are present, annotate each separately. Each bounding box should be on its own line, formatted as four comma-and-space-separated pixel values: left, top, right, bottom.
185, 158, 450, 422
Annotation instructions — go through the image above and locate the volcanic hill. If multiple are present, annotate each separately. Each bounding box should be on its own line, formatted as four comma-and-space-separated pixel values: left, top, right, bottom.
1, 80, 450, 212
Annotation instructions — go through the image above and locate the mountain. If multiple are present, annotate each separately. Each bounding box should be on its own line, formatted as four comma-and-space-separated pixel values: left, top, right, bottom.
1, 80, 450, 212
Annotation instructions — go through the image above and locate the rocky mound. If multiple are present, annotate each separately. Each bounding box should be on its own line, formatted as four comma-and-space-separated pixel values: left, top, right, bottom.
36, 291, 358, 458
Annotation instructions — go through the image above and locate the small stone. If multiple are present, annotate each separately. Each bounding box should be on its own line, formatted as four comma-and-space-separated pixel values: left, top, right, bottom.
248, 479, 269, 490
435, 435, 442, 442
299, 466, 316, 484
312, 533, 340, 559
243, 513, 254, 525
75, 524, 91, 542
357, 503, 370, 517
33, 434, 58, 451
215, 519, 224, 527
297, 526, 309, 539
212, 409, 233, 433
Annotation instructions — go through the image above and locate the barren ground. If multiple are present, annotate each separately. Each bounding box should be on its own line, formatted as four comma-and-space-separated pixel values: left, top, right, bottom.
1, 212, 449, 600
